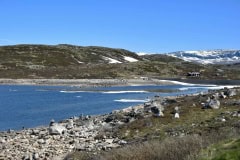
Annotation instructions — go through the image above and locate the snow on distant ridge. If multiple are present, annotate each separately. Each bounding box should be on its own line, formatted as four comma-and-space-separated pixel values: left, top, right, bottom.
168, 50, 240, 64
137, 52, 155, 56
137, 52, 148, 56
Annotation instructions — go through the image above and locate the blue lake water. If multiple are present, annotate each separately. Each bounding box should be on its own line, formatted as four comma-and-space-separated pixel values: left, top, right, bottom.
0, 84, 211, 131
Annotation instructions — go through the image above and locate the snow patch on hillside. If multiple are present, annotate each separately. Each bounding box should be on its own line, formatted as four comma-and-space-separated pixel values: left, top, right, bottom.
137, 52, 148, 56
102, 56, 122, 64
137, 52, 156, 56
124, 56, 138, 62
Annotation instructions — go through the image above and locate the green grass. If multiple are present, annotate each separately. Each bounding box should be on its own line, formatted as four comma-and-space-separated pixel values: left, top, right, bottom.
199, 138, 240, 160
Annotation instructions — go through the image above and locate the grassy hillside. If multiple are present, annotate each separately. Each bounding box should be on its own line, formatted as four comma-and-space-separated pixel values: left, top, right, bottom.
0, 44, 240, 80
0, 44, 141, 78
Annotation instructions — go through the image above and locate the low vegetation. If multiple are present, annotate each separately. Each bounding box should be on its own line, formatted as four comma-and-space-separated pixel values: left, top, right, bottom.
199, 138, 240, 160
0, 44, 240, 80
66, 89, 240, 160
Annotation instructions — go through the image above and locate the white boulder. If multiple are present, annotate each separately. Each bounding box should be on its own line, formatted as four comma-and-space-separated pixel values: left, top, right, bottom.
174, 113, 180, 118
49, 123, 66, 135
208, 99, 220, 109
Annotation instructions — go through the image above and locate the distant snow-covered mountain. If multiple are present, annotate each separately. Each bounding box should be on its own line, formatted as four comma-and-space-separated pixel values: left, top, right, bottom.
167, 50, 240, 64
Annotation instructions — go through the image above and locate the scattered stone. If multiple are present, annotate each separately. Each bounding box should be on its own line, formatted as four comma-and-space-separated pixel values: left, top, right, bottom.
232, 111, 240, 117
212, 93, 219, 99
174, 106, 179, 113
66, 119, 74, 129
105, 115, 114, 123
151, 106, 159, 115
118, 140, 127, 145
225, 89, 237, 97
204, 97, 221, 109
174, 113, 180, 118
49, 119, 55, 126
33, 152, 39, 160
144, 102, 152, 112
232, 100, 240, 106
221, 118, 226, 122
49, 123, 66, 135
208, 99, 220, 109
219, 92, 227, 99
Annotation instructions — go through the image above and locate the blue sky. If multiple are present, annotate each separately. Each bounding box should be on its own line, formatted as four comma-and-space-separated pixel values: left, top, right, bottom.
0, 0, 239, 53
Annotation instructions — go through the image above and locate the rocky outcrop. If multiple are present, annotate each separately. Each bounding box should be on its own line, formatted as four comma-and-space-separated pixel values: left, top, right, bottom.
206, 99, 221, 109
144, 98, 165, 117
203, 88, 238, 109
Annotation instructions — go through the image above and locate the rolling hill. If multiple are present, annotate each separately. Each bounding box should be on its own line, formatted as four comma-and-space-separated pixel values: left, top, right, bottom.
0, 44, 240, 80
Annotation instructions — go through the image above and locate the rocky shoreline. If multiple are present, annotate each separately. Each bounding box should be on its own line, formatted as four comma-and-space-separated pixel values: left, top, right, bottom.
0, 103, 145, 160
0, 83, 239, 160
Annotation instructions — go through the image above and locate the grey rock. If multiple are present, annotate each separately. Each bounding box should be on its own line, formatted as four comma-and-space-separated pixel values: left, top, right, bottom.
151, 106, 164, 117
118, 140, 127, 145
174, 106, 179, 113
31, 129, 40, 135
66, 119, 74, 129
220, 92, 227, 99
33, 153, 39, 160
152, 100, 162, 108
49, 119, 55, 126
49, 123, 66, 135
226, 89, 237, 97
206, 97, 211, 103
105, 139, 114, 144
144, 102, 152, 112
212, 93, 219, 99
0, 138, 6, 143
151, 106, 159, 115
105, 115, 114, 123
22, 153, 32, 160
37, 139, 45, 144
232, 111, 240, 117
207, 99, 221, 109
75, 144, 86, 151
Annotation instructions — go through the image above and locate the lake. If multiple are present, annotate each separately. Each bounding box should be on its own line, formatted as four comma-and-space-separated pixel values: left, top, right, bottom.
0, 84, 213, 131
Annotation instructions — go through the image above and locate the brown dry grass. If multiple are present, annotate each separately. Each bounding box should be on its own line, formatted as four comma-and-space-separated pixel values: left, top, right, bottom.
97, 135, 203, 160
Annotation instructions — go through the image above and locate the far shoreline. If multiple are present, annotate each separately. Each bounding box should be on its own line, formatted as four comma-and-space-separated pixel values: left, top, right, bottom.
1, 78, 240, 87
0, 78, 190, 87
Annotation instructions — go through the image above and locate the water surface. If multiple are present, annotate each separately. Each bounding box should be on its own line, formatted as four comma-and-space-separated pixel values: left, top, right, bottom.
0, 84, 210, 131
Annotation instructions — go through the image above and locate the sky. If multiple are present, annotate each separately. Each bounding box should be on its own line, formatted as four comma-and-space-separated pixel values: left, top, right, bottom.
0, 0, 239, 53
